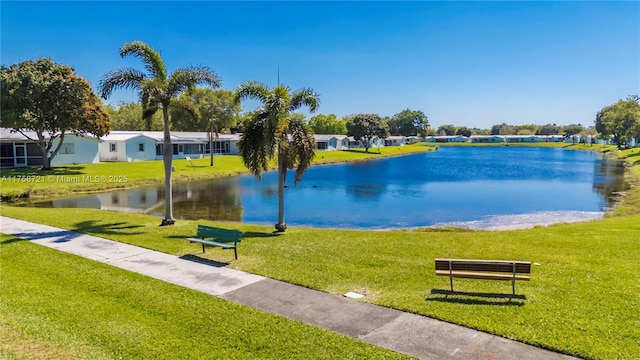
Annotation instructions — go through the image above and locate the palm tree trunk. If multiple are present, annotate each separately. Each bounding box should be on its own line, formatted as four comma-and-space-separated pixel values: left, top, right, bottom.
275, 150, 287, 232
160, 108, 175, 226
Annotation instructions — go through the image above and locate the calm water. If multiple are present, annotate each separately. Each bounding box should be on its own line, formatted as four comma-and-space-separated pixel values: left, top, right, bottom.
26, 147, 628, 230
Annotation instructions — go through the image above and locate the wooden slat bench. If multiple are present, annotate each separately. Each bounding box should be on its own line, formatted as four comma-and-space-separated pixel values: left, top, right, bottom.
186, 225, 242, 260
435, 258, 531, 295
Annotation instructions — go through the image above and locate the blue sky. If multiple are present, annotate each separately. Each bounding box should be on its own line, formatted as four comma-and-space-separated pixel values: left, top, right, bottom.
2, 1, 638, 129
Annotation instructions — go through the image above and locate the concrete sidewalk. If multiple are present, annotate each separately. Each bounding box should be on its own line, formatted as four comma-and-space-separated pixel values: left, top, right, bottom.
1, 216, 576, 360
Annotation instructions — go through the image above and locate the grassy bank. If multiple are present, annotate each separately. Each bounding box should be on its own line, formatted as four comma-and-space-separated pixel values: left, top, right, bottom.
0, 234, 407, 359
0, 144, 432, 200
2, 206, 639, 359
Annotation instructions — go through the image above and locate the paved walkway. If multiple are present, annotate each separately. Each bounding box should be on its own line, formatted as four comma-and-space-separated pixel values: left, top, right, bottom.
1, 216, 577, 360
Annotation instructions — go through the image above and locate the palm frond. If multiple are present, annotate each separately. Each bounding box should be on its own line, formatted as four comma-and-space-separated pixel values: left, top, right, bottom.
287, 118, 316, 185
290, 88, 320, 113
141, 79, 167, 104
120, 41, 167, 81
238, 114, 277, 180
98, 68, 145, 99
167, 66, 222, 97
235, 81, 271, 104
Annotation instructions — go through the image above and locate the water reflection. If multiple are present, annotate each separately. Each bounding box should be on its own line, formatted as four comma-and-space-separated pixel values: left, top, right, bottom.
24, 147, 628, 229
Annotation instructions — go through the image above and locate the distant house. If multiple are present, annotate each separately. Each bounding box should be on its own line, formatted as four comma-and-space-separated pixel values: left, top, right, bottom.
1, 127, 100, 168
470, 135, 505, 143
434, 135, 470, 143
99, 133, 157, 162
384, 136, 406, 146
505, 135, 542, 143
405, 136, 421, 144
314, 134, 349, 151
347, 136, 385, 149
99, 131, 241, 162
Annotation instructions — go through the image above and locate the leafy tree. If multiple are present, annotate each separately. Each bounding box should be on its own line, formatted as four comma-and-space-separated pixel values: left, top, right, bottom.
232, 111, 255, 133
346, 113, 389, 152
235, 81, 319, 232
490, 123, 515, 135
455, 126, 473, 137
0, 58, 110, 170
388, 109, 429, 136
596, 96, 640, 148
99, 40, 221, 226
537, 123, 559, 135
473, 128, 491, 135
104, 101, 162, 130
515, 128, 535, 135
424, 128, 439, 136
309, 113, 347, 134
514, 124, 538, 135
561, 124, 585, 137
171, 88, 240, 132
437, 124, 457, 136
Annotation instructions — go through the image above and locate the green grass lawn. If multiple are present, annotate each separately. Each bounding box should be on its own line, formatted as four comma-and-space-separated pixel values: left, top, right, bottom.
2, 206, 639, 360
0, 233, 408, 359
0, 144, 433, 200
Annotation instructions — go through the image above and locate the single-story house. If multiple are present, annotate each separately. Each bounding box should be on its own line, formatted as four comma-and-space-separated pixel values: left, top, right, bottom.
346, 136, 386, 149
100, 131, 241, 162
314, 134, 349, 151
470, 135, 506, 143
505, 135, 543, 143
384, 136, 406, 146
99, 133, 157, 162
1, 127, 100, 168
424, 136, 469, 143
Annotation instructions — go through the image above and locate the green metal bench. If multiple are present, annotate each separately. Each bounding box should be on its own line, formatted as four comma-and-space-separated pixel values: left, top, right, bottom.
435, 258, 531, 295
186, 225, 242, 260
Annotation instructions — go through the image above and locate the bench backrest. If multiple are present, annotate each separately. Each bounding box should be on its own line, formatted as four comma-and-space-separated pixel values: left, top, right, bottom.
435, 259, 531, 274
197, 225, 242, 243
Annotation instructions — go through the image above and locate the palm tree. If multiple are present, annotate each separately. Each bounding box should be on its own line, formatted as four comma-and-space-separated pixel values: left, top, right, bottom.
99, 40, 221, 226
235, 81, 319, 232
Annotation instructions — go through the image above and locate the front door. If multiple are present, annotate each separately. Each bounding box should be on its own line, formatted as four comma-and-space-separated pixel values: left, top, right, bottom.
13, 143, 27, 167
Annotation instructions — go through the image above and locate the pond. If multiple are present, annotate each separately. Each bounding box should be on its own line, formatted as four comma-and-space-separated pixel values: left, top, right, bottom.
25, 146, 628, 230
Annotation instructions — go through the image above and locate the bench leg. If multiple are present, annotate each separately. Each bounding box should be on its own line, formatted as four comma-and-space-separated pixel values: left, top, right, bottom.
233, 247, 238, 260
449, 275, 454, 292
202, 243, 205, 253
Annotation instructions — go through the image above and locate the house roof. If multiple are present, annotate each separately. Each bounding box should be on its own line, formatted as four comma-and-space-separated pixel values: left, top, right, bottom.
105, 131, 241, 143
0, 127, 99, 141
314, 134, 348, 141
100, 133, 156, 142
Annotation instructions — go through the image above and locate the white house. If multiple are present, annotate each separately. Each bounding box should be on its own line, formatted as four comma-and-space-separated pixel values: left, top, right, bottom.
470, 135, 506, 143
424, 135, 467, 143
99, 133, 157, 162
1, 127, 100, 168
314, 134, 349, 151
384, 136, 406, 146
99, 131, 241, 162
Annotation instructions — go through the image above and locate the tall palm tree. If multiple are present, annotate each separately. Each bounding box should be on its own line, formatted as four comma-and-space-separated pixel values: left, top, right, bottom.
99, 40, 221, 226
235, 81, 319, 232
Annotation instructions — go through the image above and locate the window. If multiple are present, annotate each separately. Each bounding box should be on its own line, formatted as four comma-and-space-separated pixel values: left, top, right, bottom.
138, 143, 145, 152
110, 143, 117, 152
59, 143, 75, 154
